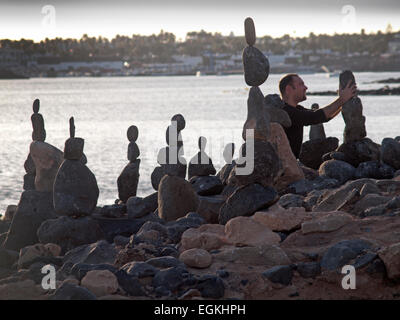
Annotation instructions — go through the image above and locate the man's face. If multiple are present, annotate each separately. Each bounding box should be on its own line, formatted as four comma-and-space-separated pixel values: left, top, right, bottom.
287, 76, 308, 103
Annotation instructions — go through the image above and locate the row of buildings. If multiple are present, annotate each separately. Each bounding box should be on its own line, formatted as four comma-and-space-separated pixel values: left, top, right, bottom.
1, 35, 400, 78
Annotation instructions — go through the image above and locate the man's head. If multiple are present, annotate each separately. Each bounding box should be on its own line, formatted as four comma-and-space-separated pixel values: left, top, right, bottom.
279, 73, 308, 104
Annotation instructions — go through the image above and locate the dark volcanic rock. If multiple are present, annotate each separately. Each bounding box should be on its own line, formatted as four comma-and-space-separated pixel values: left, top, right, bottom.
152, 266, 188, 292
296, 262, 321, 279
264, 94, 291, 128
319, 160, 355, 184
242, 46, 269, 87
381, 137, 400, 170
3, 190, 57, 251
355, 161, 394, 179
37, 216, 104, 254
195, 275, 225, 299
50, 283, 97, 300
336, 138, 381, 167
219, 184, 278, 225
189, 175, 223, 196
0, 248, 19, 268
127, 192, 158, 219
99, 204, 126, 218
62, 240, 116, 266
53, 160, 99, 217
262, 265, 293, 285
244, 17, 256, 46
117, 160, 140, 202
299, 137, 339, 170
121, 261, 159, 278
70, 263, 118, 281
115, 270, 146, 296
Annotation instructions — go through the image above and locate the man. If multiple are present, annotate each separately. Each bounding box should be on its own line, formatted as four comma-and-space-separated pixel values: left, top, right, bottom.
279, 73, 357, 159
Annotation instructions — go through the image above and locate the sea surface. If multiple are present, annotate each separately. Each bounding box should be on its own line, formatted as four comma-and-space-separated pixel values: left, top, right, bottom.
1, 72, 400, 214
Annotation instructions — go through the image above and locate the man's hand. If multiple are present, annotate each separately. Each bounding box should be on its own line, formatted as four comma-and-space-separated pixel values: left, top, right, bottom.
339, 80, 357, 103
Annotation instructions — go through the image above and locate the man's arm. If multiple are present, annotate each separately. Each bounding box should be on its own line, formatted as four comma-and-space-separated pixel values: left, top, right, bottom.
322, 81, 357, 120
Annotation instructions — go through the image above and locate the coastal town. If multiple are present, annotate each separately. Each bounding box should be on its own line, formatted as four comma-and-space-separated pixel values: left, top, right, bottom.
1, 29, 400, 78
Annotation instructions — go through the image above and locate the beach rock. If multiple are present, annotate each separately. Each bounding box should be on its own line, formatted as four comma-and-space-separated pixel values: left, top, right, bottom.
53, 159, 99, 217
262, 265, 293, 285
336, 138, 381, 167
244, 17, 256, 46
278, 194, 305, 209
23, 174, 36, 191
197, 195, 225, 223
213, 245, 290, 266
320, 239, 372, 270
378, 243, 400, 280
359, 182, 381, 197
146, 256, 184, 269
70, 263, 118, 281
355, 161, 395, 179
230, 140, 280, 188
180, 224, 226, 251
301, 213, 353, 234
319, 160, 355, 184
352, 194, 392, 216
242, 46, 269, 87
99, 204, 126, 218
0, 279, 44, 300
29, 141, 63, 192
50, 283, 97, 300
37, 216, 104, 254
309, 104, 326, 140
299, 137, 339, 170
121, 261, 159, 278
268, 123, 304, 190
127, 192, 158, 219
166, 213, 205, 243
188, 137, 216, 179
31, 101, 46, 142
225, 216, 280, 247
195, 275, 225, 299
179, 248, 212, 268
0, 248, 19, 268
3, 205, 17, 222
152, 266, 188, 292
117, 160, 140, 202
264, 94, 291, 128
381, 137, 400, 170
158, 175, 199, 222
296, 262, 321, 278
189, 175, 223, 196
151, 166, 165, 190
81, 270, 118, 297
219, 184, 278, 225
63, 240, 116, 266
133, 221, 168, 245
114, 270, 145, 296
18, 243, 61, 269
64, 138, 84, 160
253, 205, 311, 232
3, 190, 57, 251
217, 163, 235, 185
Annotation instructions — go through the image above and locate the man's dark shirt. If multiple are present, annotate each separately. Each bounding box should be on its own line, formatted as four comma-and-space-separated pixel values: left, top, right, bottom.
282, 103, 329, 159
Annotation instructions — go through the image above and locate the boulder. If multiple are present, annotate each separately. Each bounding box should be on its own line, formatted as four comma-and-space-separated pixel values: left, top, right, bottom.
3, 190, 57, 251
264, 94, 291, 128
268, 123, 304, 190
299, 137, 339, 170
319, 160, 355, 184
262, 265, 293, 285
195, 275, 225, 299
29, 141, 63, 192
179, 248, 212, 268
219, 184, 277, 225
0, 279, 44, 300
197, 195, 225, 224
352, 194, 392, 216
224, 216, 280, 247
301, 213, 353, 234
355, 161, 394, 179
117, 161, 140, 202
18, 243, 61, 269
180, 224, 227, 251
37, 216, 104, 254
242, 46, 269, 87
158, 175, 199, 222
53, 160, 99, 217
62, 240, 116, 266
81, 270, 119, 297
50, 283, 97, 300
381, 138, 400, 170
336, 138, 381, 167
189, 175, 223, 196
378, 242, 400, 280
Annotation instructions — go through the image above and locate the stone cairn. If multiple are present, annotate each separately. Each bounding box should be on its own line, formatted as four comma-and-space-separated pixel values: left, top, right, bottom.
117, 125, 140, 202
188, 136, 216, 179
53, 117, 99, 217
23, 99, 45, 190
299, 103, 339, 170
334, 71, 380, 167
226, 17, 280, 189
151, 114, 187, 190
216, 142, 236, 185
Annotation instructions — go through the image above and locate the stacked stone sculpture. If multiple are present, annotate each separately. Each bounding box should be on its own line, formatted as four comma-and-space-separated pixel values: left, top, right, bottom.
151, 114, 187, 190
309, 103, 326, 140
216, 143, 236, 185
53, 117, 99, 217
188, 136, 216, 179
335, 71, 380, 167
117, 125, 140, 202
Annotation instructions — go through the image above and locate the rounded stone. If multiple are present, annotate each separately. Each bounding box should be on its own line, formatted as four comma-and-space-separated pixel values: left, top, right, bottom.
179, 248, 212, 269
127, 142, 140, 162
127, 125, 138, 142
64, 138, 84, 160
171, 114, 186, 131
242, 46, 270, 87
244, 17, 256, 46
33, 99, 40, 113
198, 136, 207, 151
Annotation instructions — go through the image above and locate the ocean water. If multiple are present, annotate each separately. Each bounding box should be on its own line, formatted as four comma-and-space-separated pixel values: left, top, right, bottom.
0, 72, 400, 214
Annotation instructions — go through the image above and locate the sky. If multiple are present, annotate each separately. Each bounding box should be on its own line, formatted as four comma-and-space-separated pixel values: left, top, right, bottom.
0, 0, 399, 41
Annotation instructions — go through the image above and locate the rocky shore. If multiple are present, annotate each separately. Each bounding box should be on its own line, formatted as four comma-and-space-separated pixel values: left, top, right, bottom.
308, 85, 400, 96
1, 18, 400, 301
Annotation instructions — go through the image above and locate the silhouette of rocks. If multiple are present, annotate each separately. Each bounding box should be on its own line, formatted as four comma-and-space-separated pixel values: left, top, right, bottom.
381, 137, 400, 170
117, 125, 140, 202
319, 160, 356, 184
31, 99, 46, 142
355, 161, 395, 179
188, 137, 216, 179
158, 175, 199, 222
216, 143, 235, 185
53, 117, 99, 217
336, 138, 380, 167
299, 137, 339, 170
340, 71, 366, 143
243, 47, 269, 87
309, 103, 326, 140
244, 17, 256, 46
264, 94, 291, 128
189, 175, 223, 196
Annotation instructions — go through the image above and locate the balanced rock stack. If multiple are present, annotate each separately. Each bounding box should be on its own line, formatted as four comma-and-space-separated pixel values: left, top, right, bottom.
299, 103, 339, 169
117, 125, 140, 202
216, 143, 236, 185
151, 114, 187, 190
53, 117, 99, 217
